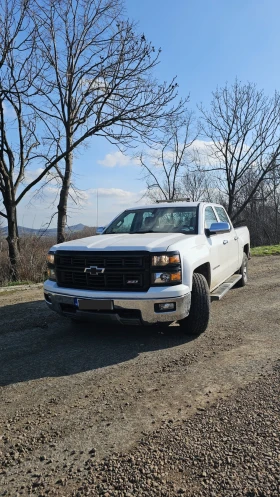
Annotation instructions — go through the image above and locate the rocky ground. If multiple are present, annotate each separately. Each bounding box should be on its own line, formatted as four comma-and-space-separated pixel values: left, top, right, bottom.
0, 256, 280, 496
70, 365, 280, 497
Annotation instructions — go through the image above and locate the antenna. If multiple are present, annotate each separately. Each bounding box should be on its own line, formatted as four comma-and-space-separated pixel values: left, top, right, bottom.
96, 189, 99, 226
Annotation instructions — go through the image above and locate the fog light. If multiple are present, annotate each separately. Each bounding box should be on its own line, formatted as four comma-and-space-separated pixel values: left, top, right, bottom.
44, 293, 51, 303
158, 302, 175, 311
152, 272, 171, 284
47, 268, 56, 281
152, 270, 181, 285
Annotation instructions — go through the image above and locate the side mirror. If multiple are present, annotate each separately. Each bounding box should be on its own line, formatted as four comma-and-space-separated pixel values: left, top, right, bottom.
96, 226, 105, 235
207, 222, 231, 235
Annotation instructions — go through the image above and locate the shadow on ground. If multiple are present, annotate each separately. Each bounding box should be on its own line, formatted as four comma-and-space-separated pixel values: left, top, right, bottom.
0, 300, 193, 387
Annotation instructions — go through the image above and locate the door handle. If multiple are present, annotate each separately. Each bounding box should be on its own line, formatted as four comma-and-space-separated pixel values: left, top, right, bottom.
223, 240, 228, 245
234, 236, 238, 241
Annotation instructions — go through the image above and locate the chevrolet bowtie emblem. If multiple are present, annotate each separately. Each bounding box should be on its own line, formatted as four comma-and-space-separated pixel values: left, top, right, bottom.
84, 266, 105, 275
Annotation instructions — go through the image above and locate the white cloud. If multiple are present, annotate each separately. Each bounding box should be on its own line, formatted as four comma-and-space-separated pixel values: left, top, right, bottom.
189, 139, 251, 168
93, 188, 148, 224
98, 151, 140, 168
82, 77, 108, 93
90, 187, 137, 198
189, 139, 222, 167
87, 187, 147, 207
190, 139, 213, 151
147, 149, 178, 168
97, 142, 219, 170
22, 168, 45, 185
3, 101, 16, 119
16, 186, 150, 229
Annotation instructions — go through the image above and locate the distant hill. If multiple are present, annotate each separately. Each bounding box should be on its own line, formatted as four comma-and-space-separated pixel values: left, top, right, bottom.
0, 223, 88, 237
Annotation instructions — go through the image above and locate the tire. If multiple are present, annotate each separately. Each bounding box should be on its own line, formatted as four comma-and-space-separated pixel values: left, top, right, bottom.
236, 252, 248, 287
179, 273, 210, 336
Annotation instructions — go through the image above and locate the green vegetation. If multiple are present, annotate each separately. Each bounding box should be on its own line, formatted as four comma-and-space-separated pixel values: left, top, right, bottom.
251, 245, 280, 256
5, 280, 33, 287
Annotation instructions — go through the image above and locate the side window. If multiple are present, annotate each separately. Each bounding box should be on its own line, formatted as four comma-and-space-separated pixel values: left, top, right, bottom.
204, 206, 218, 229
113, 212, 135, 233
215, 206, 231, 225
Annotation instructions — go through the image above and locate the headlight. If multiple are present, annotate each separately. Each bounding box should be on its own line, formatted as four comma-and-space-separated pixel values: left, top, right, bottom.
47, 253, 55, 264
152, 270, 182, 285
151, 254, 180, 266
46, 252, 56, 281
47, 268, 56, 281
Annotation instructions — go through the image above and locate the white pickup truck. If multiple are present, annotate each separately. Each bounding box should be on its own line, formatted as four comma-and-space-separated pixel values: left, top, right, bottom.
44, 202, 250, 335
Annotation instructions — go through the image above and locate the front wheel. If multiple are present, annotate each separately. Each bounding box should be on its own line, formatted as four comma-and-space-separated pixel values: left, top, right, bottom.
178, 273, 210, 336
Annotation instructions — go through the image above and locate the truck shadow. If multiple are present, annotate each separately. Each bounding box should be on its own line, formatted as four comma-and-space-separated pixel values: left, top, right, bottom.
0, 300, 194, 387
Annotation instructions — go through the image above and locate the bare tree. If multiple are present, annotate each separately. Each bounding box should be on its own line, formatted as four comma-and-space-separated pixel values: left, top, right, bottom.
31, 0, 186, 243
140, 112, 197, 202
235, 168, 280, 246
0, 0, 186, 278
268, 168, 280, 238
199, 80, 280, 220
0, 0, 43, 279
180, 167, 215, 202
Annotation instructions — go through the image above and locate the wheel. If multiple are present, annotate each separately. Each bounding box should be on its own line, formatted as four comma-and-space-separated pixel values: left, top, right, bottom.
236, 253, 248, 287
179, 273, 210, 336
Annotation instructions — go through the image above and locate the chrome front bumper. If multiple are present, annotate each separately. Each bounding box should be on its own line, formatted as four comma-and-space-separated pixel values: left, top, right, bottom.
44, 291, 191, 325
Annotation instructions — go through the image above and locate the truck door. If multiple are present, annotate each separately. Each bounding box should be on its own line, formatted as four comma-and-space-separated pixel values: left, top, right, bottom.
204, 206, 225, 290
214, 206, 240, 277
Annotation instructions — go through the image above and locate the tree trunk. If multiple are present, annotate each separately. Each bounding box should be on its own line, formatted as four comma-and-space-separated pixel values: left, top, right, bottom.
57, 136, 73, 244
5, 200, 20, 281
227, 191, 234, 217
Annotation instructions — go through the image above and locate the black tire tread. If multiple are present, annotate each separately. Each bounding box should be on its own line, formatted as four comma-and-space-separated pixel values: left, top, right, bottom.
236, 253, 248, 288
179, 273, 210, 336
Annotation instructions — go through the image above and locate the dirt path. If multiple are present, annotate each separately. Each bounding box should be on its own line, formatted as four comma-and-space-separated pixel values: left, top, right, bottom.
0, 256, 279, 496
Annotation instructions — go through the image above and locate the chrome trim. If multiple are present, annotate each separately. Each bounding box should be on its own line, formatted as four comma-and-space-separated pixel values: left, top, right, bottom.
209, 222, 231, 234
44, 291, 191, 325
84, 266, 105, 275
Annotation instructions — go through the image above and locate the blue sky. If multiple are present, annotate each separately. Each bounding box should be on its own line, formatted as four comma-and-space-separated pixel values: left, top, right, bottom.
16, 0, 280, 228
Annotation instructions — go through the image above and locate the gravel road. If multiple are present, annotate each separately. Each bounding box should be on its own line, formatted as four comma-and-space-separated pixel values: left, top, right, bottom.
0, 256, 279, 496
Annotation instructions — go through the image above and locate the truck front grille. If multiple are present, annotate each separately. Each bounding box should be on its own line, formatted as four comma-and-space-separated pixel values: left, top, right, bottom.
55, 251, 150, 291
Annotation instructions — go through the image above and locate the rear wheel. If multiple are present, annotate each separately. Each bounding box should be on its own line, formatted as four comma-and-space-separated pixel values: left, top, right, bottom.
236, 253, 248, 287
179, 273, 210, 336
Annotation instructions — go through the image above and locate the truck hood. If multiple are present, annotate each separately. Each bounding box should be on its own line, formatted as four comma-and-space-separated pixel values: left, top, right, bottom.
51, 232, 194, 252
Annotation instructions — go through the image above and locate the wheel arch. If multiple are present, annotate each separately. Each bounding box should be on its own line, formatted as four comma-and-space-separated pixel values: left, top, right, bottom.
243, 243, 250, 258
193, 262, 211, 288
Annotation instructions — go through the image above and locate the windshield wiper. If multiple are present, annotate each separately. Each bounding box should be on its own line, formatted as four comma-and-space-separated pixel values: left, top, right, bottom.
130, 230, 156, 234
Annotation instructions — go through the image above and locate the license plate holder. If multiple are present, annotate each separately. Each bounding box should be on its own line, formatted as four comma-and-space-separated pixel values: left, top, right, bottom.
77, 299, 113, 311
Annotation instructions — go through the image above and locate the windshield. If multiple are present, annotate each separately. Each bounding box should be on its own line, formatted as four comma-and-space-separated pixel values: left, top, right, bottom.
104, 207, 198, 234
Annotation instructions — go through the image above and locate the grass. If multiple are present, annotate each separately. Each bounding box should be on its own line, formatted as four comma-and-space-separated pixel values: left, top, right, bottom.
251, 244, 280, 256
5, 280, 33, 287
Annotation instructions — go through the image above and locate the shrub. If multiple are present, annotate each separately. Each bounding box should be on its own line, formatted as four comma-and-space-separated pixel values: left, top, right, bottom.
0, 235, 55, 285
0, 228, 97, 285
